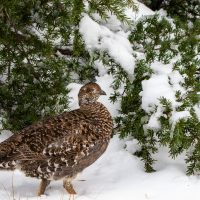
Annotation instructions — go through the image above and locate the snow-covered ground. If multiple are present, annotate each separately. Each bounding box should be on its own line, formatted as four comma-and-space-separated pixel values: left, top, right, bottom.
0, 0, 200, 200
1, 132, 200, 200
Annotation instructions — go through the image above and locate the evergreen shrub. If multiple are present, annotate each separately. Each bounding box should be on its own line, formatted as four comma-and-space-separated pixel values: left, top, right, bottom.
0, 0, 136, 131
115, 14, 200, 174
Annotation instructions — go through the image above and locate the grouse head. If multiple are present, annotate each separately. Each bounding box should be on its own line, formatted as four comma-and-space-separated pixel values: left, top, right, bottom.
78, 82, 106, 106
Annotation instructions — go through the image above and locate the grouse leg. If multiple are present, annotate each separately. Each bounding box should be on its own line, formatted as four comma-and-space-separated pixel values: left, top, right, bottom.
37, 179, 51, 196
63, 177, 76, 200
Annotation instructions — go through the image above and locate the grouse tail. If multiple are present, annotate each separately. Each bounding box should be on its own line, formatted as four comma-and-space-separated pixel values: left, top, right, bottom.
0, 134, 22, 170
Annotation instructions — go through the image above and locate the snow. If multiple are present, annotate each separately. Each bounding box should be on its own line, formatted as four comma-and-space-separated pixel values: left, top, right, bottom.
141, 73, 177, 113
1, 134, 200, 200
0, 130, 13, 143
170, 111, 191, 124
125, 0, 154, 21
96, 75, 124, 117
67, 83, 82, 110
79, 15, 135, 75
0, 73, 199, 200
141, 62, 179, 114
0, 1, 200, 200
140, 61, 189, 130
94, 60, 108, 77
145, 107, 162, 130
194, 104, 200, 120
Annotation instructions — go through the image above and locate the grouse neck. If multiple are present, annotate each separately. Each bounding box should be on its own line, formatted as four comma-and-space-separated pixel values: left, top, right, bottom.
79, 98, 100, 106
79, 101, 102, 108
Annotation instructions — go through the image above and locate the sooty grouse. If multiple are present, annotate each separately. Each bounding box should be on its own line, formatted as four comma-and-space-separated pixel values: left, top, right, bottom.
0, 82, 113, 197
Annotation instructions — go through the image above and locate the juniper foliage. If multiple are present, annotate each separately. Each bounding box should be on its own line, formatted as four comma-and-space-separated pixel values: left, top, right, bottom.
116, 14, 200, 174
0, 0, 136, 131
139, 0, 200, 22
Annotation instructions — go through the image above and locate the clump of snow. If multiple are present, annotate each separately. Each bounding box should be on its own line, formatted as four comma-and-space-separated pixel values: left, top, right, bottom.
194, 105, 200, 120
94, 13, 123, 32
125, 0, 154, 21
145, 107, 162, 130
141, 62, 179, 114
96, 75, 123, 117
124, 138, 140, 154
141, 73, 177, 113
140, 61, 188, 130
170, 111, 191, 124
150, 61, 172, 74
67, 83, 82, 110
0, 130, 13, 143
79, 14, 135, 75
169, 70, 186, 95
94, 60, 108, 76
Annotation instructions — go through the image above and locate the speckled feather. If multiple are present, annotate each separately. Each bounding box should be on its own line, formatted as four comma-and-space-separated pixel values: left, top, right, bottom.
0, 83, 113, 181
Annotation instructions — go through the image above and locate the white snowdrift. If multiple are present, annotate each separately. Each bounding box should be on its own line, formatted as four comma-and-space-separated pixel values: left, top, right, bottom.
1, 134, 200, 200
79, 15, 135, 75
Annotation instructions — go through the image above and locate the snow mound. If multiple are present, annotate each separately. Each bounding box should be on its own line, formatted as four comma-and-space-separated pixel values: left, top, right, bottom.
141, 61, 188, 130
1, 135, 200, 200
79, 15, 135, 75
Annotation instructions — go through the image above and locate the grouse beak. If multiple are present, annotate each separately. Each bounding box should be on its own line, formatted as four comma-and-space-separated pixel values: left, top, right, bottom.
100, 90, 106, 95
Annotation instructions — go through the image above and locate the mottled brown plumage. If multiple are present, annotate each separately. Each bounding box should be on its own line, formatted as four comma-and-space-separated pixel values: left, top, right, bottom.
0, 82, 113, 196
